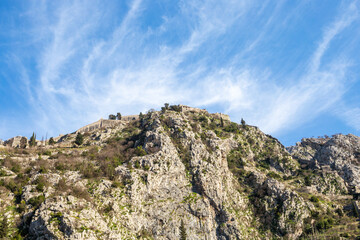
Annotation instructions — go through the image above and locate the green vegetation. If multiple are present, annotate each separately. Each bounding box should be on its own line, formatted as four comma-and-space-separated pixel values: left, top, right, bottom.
135, 146, 147, 156
75, 133, 84, 146
310, 195, 319, 203
0, 106, 359, 239
179, 220, 187, 240
169, 105, 182, 112
35, 175, 47, 192
48, 137, 55, 145
224, 122, 240, 133
0, 215, 8, 238
304, 175, 311, 186
50, 212, 63, 225
28, 195, 45, 209
116, 112, 122, 120
241, 118, 246, 126
29, 132, 36, 147
108, 114, 116, 120
0, 169, 7, 177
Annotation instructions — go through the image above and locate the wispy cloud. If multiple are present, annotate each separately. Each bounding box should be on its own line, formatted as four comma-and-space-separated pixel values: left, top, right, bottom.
253, 2, 359, 134
310, 1, 358, 72
343, 107, 360, 130
1, 0, 360, 143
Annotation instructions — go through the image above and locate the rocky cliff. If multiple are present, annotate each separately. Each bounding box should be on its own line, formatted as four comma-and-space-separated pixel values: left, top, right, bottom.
0, 105, 359, 239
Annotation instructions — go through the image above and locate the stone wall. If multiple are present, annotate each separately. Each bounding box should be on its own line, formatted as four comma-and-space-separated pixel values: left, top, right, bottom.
121, 115, 139, 121
212, 112, 231, 121
76, 115, 139, 133
76, 119, 120, 133
179, 105, 231, 121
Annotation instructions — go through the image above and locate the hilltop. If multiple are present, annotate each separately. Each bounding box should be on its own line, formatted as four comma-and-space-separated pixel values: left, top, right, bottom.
0, 105, 359, 239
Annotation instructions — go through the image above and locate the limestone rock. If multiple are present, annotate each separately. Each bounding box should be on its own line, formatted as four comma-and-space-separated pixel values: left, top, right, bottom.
1, 106, 359, 239
288, 134, 360, 190
4, 136, 28, 148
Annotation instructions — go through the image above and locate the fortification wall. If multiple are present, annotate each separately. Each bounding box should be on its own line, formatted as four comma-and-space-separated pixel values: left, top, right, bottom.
76, 115, 139, 133
180, 105, 207, 114
122, 115, 139, 121
212, 113, 231, 121
76, 119, 119, 133
180, 105, 231, 121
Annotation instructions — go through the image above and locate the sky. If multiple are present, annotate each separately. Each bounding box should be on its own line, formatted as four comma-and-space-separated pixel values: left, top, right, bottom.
0, 0, 360, 146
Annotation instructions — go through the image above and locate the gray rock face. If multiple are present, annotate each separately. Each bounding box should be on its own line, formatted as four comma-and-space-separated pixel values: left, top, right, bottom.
288, 134, 360, 191
248, 172, 311, 239
1, 107, 360, 239
4, 136, 28, 148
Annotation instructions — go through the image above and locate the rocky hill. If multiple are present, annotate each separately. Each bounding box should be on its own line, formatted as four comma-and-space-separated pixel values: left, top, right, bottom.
0, 105, 359, 239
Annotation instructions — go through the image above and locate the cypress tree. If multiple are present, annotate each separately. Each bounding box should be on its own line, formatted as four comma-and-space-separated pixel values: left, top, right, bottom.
241, 118, 246, 126
180, 220, 187, 240
75, 133, 84, 146
29, 132, 36, 147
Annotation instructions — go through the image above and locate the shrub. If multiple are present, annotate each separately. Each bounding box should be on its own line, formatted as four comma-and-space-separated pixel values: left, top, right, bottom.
258, 159, 271, 170
170, 105, 182, 112
311, 210, 319, 218
0, 169, 7, 177
11, 163, 21, 173
103, 203, 113, 214
17, 200, 26, 213
75, 133, 84, 146
310, 195, 319, 203
56, 178, 69, 192
34, 175, 48, 192
28, 195, 45, 208
36, 182, 45, 192
267, 171, 282, 180
70, 186, 91, 201
135, 146, 147, 156
43, 150, 51, 156
134, 161, 141, 169
5, 179, 22, 196
224, 122, 239, 133
111, 181, 124, 188
79, 162, 99, 179
198, 116, 207, 123
48, 137, 56, 145
304, 176, 311, 186
316, 218, 333, 231
116, 112, 122, 120
0, 215, 8, 238
50, 212, 63, 225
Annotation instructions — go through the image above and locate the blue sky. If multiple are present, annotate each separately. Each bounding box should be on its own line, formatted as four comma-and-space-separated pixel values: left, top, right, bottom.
0, 0, 360, 146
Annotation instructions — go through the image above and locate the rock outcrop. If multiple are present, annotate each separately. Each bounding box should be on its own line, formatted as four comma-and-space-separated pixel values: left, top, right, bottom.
0, 106, 359, 239
288, 134, 360, 192
4, 136, 28, 148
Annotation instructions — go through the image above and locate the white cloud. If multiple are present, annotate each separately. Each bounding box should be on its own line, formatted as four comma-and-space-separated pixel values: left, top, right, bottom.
4, 0, 359, 140
343, 108, 360, 130
310, 1, 358, 72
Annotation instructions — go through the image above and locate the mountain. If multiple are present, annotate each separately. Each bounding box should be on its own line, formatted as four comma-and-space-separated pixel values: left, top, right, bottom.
0, 105, 359, 239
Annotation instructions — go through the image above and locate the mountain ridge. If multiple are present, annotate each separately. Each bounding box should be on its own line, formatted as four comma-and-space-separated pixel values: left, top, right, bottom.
0, 105, 359, 239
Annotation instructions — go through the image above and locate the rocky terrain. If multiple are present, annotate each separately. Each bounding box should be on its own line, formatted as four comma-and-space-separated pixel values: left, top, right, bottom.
0, 105, 359, 239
